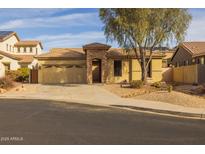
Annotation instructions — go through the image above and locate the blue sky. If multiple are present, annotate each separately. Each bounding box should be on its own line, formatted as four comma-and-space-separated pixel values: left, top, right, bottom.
0, 8, 204, 51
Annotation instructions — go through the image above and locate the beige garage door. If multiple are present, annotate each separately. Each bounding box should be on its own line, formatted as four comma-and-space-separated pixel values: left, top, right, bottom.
41, 65, 86, 84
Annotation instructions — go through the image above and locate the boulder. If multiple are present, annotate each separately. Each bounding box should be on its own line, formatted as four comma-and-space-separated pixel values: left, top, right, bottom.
0, 88, 6, 94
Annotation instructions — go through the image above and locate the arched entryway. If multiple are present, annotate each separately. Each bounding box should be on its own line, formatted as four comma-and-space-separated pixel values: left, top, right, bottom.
92, 59, 101, 83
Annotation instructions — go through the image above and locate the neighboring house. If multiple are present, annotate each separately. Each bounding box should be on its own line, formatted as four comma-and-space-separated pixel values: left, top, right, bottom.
36, 42, 164, 84
171, 42, 205, 84
172, 42, 205, 67
0, 31, 43, 77
161, 51, 174, 68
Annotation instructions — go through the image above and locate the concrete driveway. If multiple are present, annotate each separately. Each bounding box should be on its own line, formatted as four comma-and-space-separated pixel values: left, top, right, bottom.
2, 84, 122, 106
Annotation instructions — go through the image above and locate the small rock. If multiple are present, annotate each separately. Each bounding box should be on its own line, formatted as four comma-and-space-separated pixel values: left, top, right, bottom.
0, 88, 6, 94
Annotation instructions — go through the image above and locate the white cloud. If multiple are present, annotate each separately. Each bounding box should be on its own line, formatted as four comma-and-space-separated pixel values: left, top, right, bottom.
27, 31, 109, 51
0, 12, 99, 29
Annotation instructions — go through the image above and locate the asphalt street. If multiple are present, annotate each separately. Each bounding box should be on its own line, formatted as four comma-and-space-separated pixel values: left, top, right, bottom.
0, 99, 205, 144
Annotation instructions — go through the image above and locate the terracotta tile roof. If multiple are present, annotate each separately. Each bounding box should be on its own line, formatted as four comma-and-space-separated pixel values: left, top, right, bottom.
107, 48, 165, 58
83, 42, 111, 50
0, 50, 21, 60
35, 48, 85, 60
17, 55, 34, 64
0, 31, 20, 42
14, 40, 43, 49
180, 42, 205, 57
161, 51, 175, 60
0, 50, 34, 64
36, 47, 164, 60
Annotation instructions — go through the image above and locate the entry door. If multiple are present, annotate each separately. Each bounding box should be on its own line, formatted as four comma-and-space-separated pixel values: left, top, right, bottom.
92, 60, 101, 83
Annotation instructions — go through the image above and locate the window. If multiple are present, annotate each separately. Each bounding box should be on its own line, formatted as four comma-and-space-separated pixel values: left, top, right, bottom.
184, 60, 188, 66
176, 62, 179, 67
114, 60, 122, 76
36, 48, 38, 54
196, 58, 200, 64
6, 44, 8, 51
10, 45, 12, 52
24, 47, 26, 53
30, 47, 33, 53
200, 57, 204, 64
18, 47, 20, 53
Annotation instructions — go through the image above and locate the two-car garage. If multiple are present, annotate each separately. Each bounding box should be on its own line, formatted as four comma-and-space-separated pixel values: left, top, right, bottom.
39, 63, 86, 84
36, 48, 87, 84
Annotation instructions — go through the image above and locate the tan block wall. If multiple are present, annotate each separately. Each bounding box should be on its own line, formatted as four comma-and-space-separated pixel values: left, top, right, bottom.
173, 65, 198, 84
38, 60, 86, 84
107, 59, 130, 83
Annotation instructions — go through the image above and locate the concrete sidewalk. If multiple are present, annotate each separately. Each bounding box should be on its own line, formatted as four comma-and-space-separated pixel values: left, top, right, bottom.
1, 84, 205, 119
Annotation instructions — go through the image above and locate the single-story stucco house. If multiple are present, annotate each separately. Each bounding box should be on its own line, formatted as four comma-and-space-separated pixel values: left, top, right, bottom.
0, 31, 43, 78
35, 42, 164, 84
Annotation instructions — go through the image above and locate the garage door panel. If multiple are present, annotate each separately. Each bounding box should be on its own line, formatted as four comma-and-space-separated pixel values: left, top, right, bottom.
41, 66, 86, 84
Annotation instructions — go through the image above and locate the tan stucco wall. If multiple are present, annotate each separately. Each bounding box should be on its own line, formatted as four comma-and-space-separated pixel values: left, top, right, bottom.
38, 60, 86, 84
106, 58, 162, 83
38, 58, 163, 84
131, 59, 141, 81
107, 59, 130, 83
131, 59, 162, 82
151, 59, 163, 82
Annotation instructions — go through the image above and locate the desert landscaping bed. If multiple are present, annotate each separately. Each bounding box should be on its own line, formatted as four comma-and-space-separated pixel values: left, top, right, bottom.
103, 84, 205, 108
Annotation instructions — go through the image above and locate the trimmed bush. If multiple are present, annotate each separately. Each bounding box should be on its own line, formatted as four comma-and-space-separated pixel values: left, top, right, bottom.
0, 77, 14, 89
130, 80, 143, 89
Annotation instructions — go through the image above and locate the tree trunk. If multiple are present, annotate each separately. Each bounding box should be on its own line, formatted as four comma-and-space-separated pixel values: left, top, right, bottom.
140, 50, 147, 84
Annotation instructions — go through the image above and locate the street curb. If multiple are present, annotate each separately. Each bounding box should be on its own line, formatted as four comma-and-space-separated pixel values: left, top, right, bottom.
110, 105, 205, 119
1, 95, 205, 120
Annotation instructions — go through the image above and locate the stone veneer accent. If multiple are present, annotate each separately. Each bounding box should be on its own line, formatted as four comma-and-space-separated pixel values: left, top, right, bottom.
83, 43, 111, 84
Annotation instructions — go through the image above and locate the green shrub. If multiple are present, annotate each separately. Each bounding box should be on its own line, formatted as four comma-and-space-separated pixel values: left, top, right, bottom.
167, 85, 173, 93
130, 80, 143, 89
6, 68, 30, 82
16, 68, 30, 82
0, 77, 14, 89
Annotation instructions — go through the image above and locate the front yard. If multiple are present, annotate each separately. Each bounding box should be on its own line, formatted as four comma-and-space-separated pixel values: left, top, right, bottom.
103, 84, 205, 108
